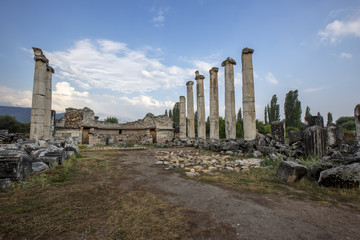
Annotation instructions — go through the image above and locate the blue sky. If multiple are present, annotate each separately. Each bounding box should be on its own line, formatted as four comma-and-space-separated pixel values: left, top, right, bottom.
0, 0, 359, 122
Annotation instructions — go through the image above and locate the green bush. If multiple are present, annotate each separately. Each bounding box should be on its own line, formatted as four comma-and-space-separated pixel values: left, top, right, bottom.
336, 116, 355, 131
0, 115, 30, 133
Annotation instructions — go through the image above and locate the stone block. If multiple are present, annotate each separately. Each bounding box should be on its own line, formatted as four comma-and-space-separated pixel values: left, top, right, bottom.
0, 150, 32, 180
304, 126, 328, 157
0, 178, 12, 189
288, 130, 304, 145
305, 116, 324, 127
327, 125, 344, 147
318, 163, 360, 188
275, 161, 308, 183
271, 121, 285, 143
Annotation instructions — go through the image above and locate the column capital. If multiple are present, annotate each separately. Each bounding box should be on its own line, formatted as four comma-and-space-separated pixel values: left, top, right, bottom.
242, 47, 254, 54
209, 67, 219, 74
186, 81, 194, 86
179, 96, 185, 101
221, 57, 236, 67
33, 47, 49, 64
47, 65, 55, 74
195, 74, 205, 80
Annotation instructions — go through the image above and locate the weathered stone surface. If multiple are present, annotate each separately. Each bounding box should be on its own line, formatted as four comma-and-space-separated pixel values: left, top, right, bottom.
271, 121, 285, 143
209, 67, 219, 140
327, 125, 344, 147
318, 163, 360, 188
222, 58, 236, 140
186, 81, 195, 139
288, 130, 304, 146
310, 158, 337, 180
304, 126, 328, 157
0, 150, 32, 180
31, 145, 66, 165
222, 141, 239, 151
0, 178, 12, 190
32, 161, 49, 173
275, 161, 308, 183
355, 104, 360, 150
64, 137, 80, 153
195, 71, 206, 139
179, 96, 186, 139
305, 116, 324, 127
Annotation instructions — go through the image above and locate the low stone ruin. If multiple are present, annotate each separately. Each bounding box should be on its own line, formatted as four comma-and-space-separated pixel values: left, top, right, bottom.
0, 137, 79, 189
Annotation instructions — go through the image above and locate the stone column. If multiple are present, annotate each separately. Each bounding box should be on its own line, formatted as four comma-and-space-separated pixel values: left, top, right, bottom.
195, 71, 206, 139
43, 65, 55, 140
221, 57, 236, 140
179, 96, 186, 139
209, 67, 219, 140
186, 81, 195, 139
30, 47, 49, 140
242, 48, 256, 141
355, 104, 360, 149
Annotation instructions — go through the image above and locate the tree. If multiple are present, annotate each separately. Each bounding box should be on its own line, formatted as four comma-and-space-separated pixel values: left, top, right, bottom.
169, 109, 172, 119
327, 112, 333, 127
237, 107, 243, 123
172, 102, 180, 124
206, 116, 210, 137
0, 115, 30, 133
219, 116, 226, 139
194, 111, 198, 136
284, 89, 302, 129
264, 106, 268, 125
104, 116, 119, 123
165, 109, 168, 116
305, 106, 312, 118
268, 94, 280, 123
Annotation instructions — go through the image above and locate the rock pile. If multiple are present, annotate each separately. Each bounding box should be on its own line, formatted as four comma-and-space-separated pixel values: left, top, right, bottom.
0, 137, 79, 189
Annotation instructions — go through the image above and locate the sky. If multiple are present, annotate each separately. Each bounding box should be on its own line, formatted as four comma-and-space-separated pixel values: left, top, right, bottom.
0, 0, 359, 123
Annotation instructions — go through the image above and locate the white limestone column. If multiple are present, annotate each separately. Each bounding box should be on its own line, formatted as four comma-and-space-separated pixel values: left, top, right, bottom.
30, 47, 49, 140
195, 71, 206, 139
209, 67, 219, 140
43, 65, 54, 140
186, 81, 195, 139
179, 96, 186, 139
242, 48, 256, 141
221, 57, 237, 140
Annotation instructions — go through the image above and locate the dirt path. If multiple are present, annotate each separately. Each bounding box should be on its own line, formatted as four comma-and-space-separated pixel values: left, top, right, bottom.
115, 148, 360, 240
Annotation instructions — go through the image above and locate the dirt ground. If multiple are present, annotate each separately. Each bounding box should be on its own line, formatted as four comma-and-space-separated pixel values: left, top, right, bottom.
1, 148, 360, 240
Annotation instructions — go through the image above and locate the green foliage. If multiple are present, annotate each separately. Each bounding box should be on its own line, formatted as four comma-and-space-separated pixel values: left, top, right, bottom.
104, 116, 119, 124
285, 126, 299, 138
327, 112, 333, 126
299, 155, 320, 168
260, 157, 281, 168
336, 116, 355, 131
236, 121, 244, 138
268, 94, 280, 123
0, 115, 30, 133
206, 116, 210, 137
237, 108, 243, 123
284, 89, 302, 129
164, 109, 168, 116
219, 116, 226, 139
256, 120, 271, 134
169, 109, 172, 119
172, 102, 180, 124
264, 106, 268, 125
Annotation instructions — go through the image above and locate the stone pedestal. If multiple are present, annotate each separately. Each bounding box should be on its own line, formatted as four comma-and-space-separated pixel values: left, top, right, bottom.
179, 96, 186, 139
304, 126, 328, 157
30, 47, 49, 140
209, 67, 219, 140
271, 120, 285, 143
43, 66, 54, 140
186, 81, 195, 139
221, 57, 236, 140
242, 48, 256, 141
195, 71, 206, 139
355, 104, 360, 149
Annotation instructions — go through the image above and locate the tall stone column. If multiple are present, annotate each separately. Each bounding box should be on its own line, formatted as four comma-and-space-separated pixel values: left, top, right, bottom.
179, 96, 186, 139
43, 65, 55, 140
355, 104, 360, 149
30, 47, 49, 140
242, 48, 256, 141
221, 57, 237, 140
186, 81, 195, 139
209, 67, 219, 140
195, 71, 206, 139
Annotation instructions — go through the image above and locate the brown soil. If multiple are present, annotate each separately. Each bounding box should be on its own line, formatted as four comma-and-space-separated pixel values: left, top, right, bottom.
1, 148, 359, 240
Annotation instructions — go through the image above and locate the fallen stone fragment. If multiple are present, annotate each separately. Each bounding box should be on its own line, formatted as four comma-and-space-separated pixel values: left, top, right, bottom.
0, 150, 32, 180
155, 161, 164, 165
318, 163, 360, 188
32, 162, 49, 173
185, 172, 200, 177
275, 161, 308, 183
0, 178, 12, 190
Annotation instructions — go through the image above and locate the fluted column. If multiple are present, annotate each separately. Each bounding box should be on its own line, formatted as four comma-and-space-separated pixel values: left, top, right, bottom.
195, 71, 206, 139
209, 67, 219, 140
179, 96, 186, 139
186, 81, 195, 138
30, 47, 49, 140
43, 65, 54, 140
242, 48, 256, 141
221, 57, 236, 140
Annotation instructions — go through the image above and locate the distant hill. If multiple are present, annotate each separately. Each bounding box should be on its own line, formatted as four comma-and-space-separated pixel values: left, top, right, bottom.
0, 106, 64, 123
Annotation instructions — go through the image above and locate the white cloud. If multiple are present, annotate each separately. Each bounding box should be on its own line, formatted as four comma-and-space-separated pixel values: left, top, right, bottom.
303, 86, 326, 93
44, 39, 194, 94
265, 72, 279, 84
319, 17, 360, 43
340, 52, 352, 59
0, 86, 32, 107
151, 8, 169, 27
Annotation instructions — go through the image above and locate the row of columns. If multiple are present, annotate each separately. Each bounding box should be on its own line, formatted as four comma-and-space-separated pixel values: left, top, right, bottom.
30, 47, 55, 141
179, 48, 256, 141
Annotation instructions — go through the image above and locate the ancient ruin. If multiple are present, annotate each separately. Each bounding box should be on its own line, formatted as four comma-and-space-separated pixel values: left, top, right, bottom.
195, 71, 206, 139
209, 67, 219, 140
30, 48, 54, 141
355, 104, 360, 149
179, 96, 186, 139
221, 58, 237, 140
186, 81, 195, 139
241, 48, 256, 141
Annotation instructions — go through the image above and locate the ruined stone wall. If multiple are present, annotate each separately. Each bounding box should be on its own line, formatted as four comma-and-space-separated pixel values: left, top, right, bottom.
54, 128, 82, 144
122, 129, 150, 135
93, 129, 119, 135
157, 129, 174, 143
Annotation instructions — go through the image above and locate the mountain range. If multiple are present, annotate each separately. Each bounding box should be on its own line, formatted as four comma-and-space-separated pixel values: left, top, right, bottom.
0, 106, 64, 123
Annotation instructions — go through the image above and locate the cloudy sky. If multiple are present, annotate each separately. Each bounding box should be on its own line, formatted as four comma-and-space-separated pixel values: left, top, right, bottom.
0, 0, 359, 122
